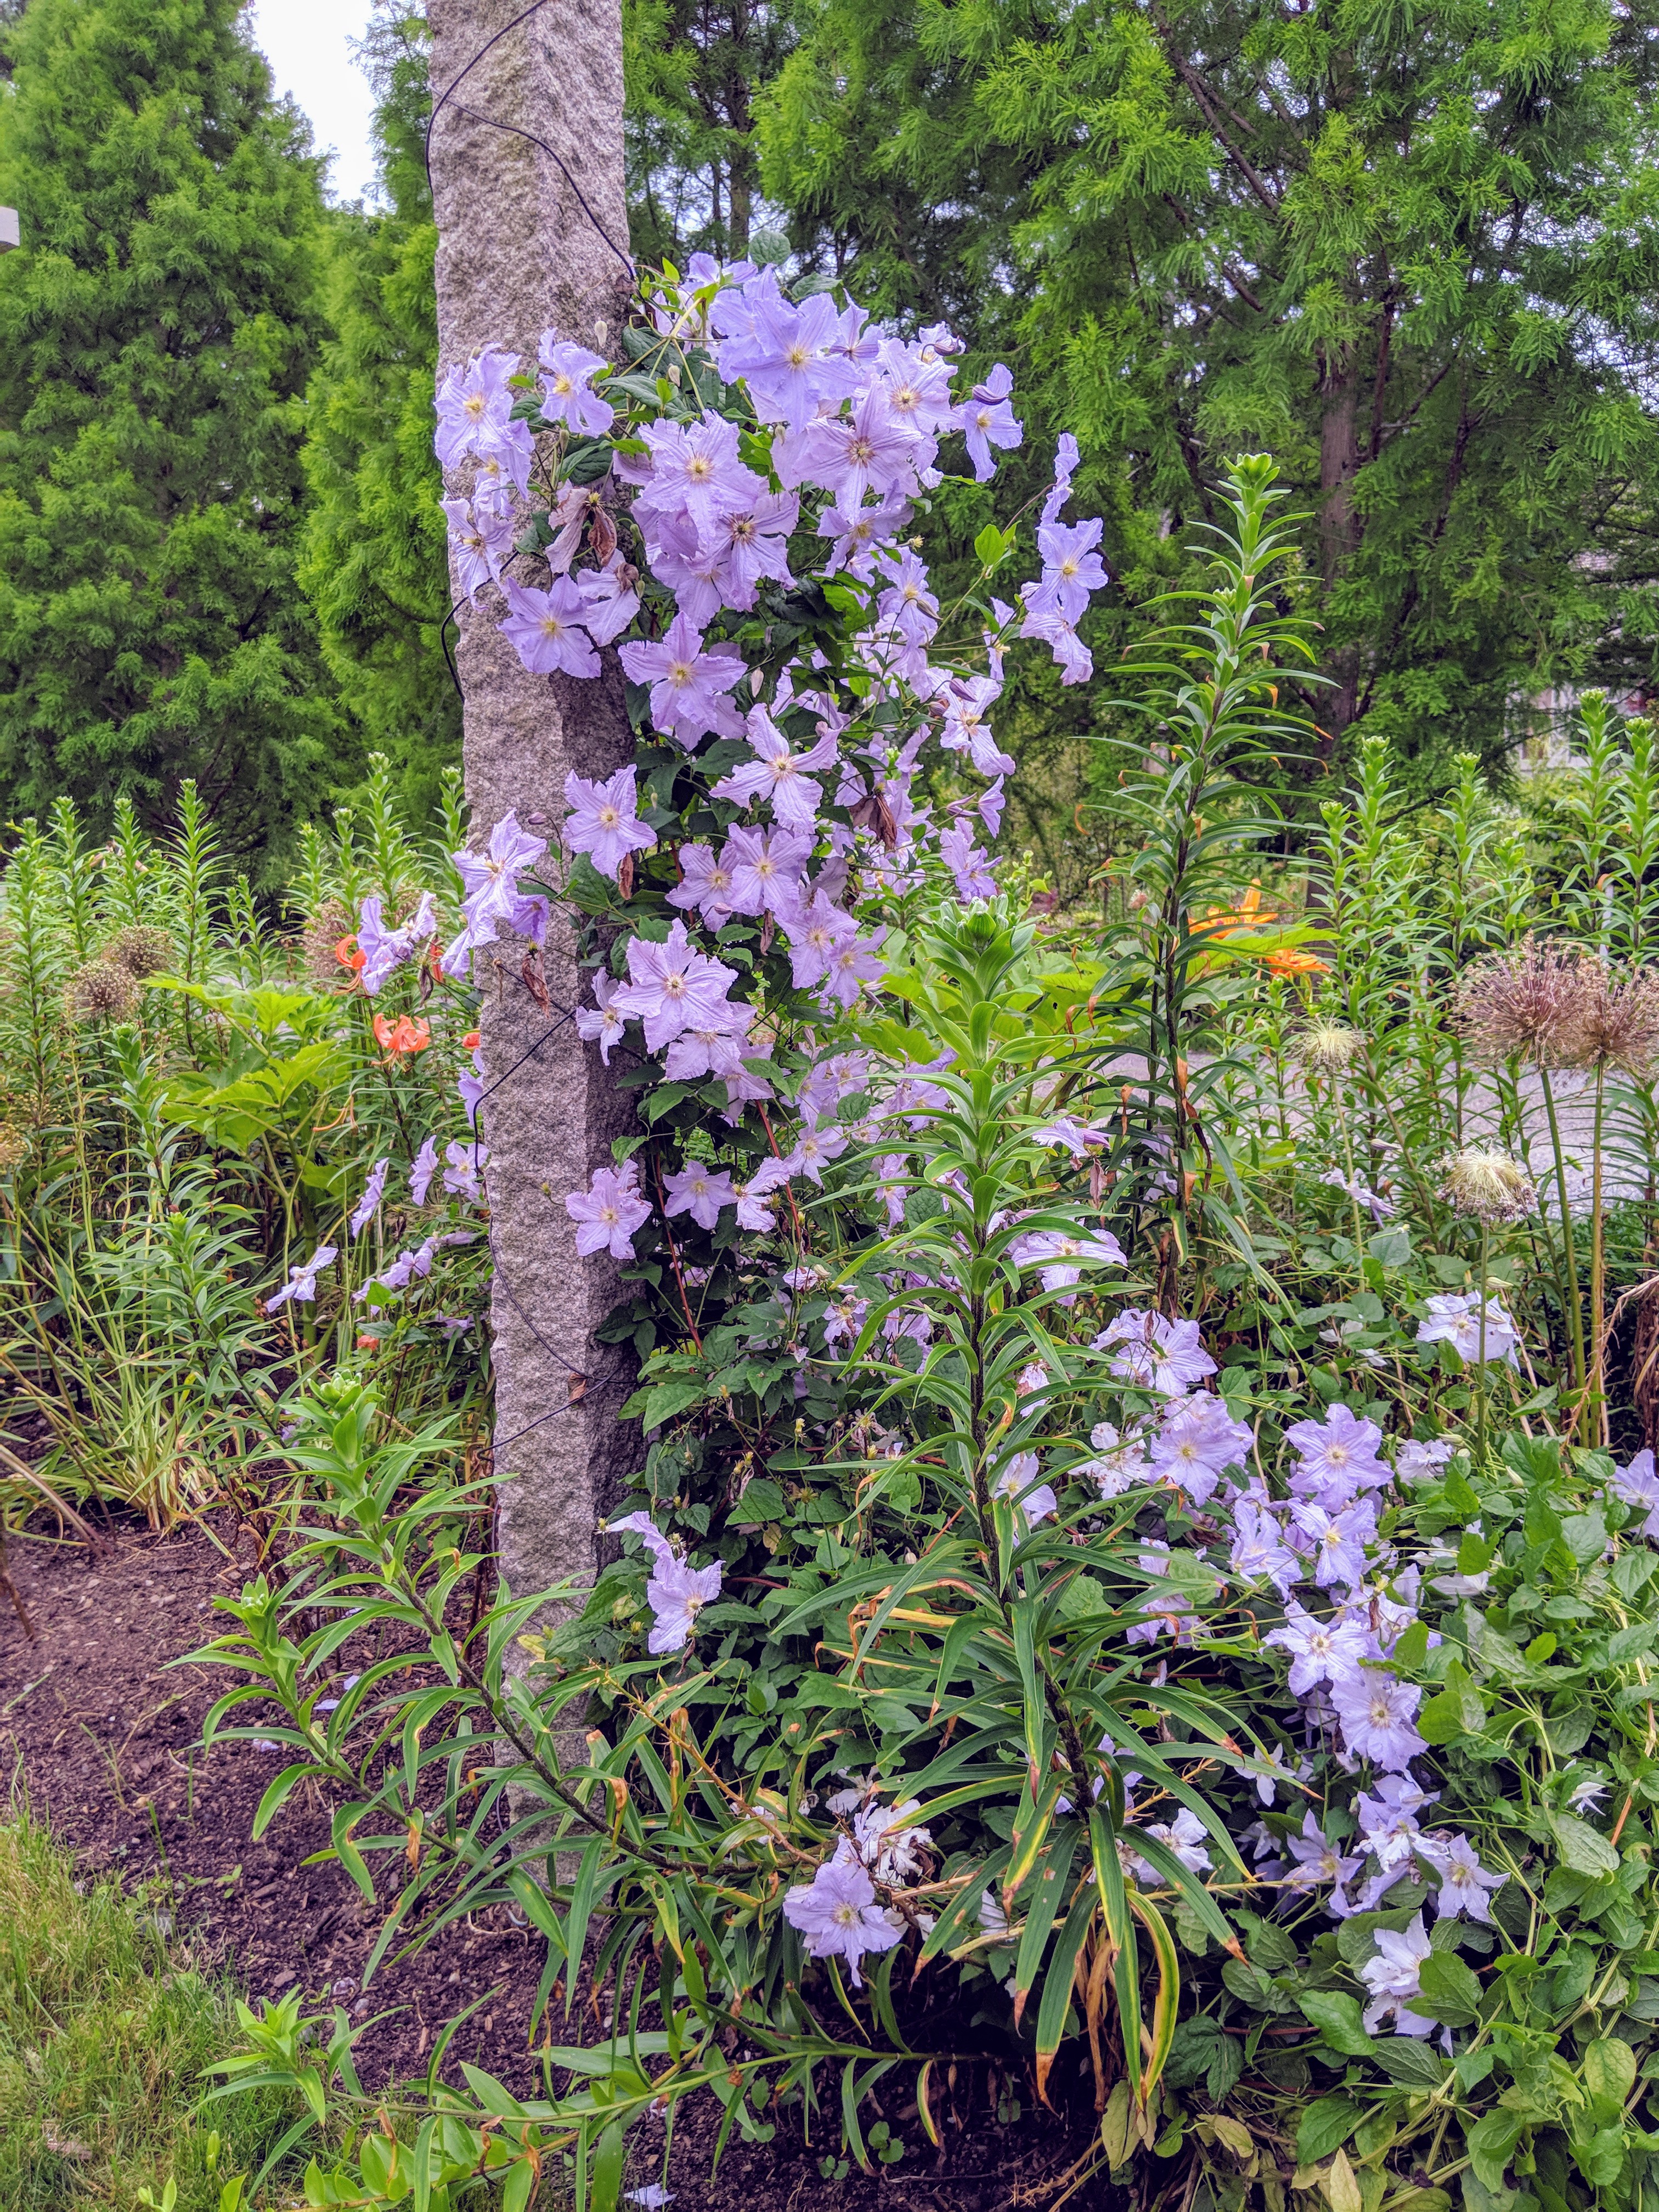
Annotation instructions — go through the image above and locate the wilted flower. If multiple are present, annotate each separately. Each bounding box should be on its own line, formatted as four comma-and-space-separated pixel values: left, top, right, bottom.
1439, 1147, 1536, 1224
1457, 939, 1599, 1069
1573, 962, 1659, 1075
1295, 1022, 1364, 1073
64, 961, 134, 1023
102, 924, 173, 979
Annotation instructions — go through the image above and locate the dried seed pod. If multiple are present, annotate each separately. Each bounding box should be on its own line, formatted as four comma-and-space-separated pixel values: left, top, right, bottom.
64, 961, 136, 1023
1457, 938, 1599, 1069
101, 924, 173, 978
1440, 1147, 1537, 1224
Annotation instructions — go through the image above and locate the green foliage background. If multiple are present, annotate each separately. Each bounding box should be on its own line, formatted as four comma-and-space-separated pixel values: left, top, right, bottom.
4, 0, 1659, 883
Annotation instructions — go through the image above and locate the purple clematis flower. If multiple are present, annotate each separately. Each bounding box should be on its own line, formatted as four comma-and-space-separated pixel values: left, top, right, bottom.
1332, 1670, 1427, 1771
953, 363, 1023, 481
537, 336, 615, 435
567, 1160, 653, 1259
611, 921, 741, 1051
1266, 1601, 1374, 1694
498, 577, 600, 679
618, 613, 746, 747
349, 1159, 391, 1238
712, 708, 839, 829
266, 1245, 338, 1311
662, 1161, 736, 1230
563, 766, 657, 880
781, 1853, 903, 1987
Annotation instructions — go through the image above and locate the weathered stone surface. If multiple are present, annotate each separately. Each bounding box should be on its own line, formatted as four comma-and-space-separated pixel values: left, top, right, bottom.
428, 1, 637, 1632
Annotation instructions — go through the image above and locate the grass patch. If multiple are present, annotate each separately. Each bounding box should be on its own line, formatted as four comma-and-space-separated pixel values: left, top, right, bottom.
0, 1802, 307, 2211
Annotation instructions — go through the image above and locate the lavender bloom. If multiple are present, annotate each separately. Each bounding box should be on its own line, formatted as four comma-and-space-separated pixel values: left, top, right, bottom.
781, 1855, 902, 1988
1032, 1116, 1110, 1158
410, 1136, 439, 1207
667, 842, 739, 927
1568, 1778, 1610, 1814
498, 577, 600, 679
618, 614, 746, 747
716, 281, 861, 432
567, 1160, 653, 1259
779, 381, 922, 509
1229, 1499, 1304, 1596
824, 929, 887, 1008
356, 1237, 436, 1302
637, 414, 765, 537
723, 824, 811, 917
784, 893, 856, 990
349, 1159, 391, 1239
442, 495, 514, 600
611, 921, 741, 1051
1395, 1437, 1455, 1479
1093, 1309, 1217, 1396
818, 489, 912, 578
1019, 600, 1093, 685
443, 1140, 486, 1203
1076, 1419, 1151, 1499
662, 1161, 736, 1230
537, 337, 615, 435
663, 1003, 754, 1080
936, 674, 1016, 777
954, 363, 1023, 481
434, 346, 523, 470
453, 811, 549, 937
563, 766, 657, 880
1611, 1447, 1659, 1538
458, 1069, 484, 1128
822, 1294, 869, 1351
646, 1548, 723, 1654
575, 973, 627, 1063
1009, 1226, 1127, 1294
1322, 1166, 1396, 1223
874, 1154, 909, 1230
1358, 1915, 1436, 2037
994, 1451, 1057, 1527
1127, 1808, 1212, 1886
1416, 1292, 1520, 1367
1148, 1392, 1254, 1499
940, 821, 997, 902
1266, 1602, 1374, 1695
628, 2190, 675, 2209
1332, 1671, 1427, 1771
1041, 432, 1079, 526
1023, 518, 1108, 626
1285, 1812, 1365, 1914
1285, 1403, 1393, 1505
780, 1124, 849, 1187
266, 1245, 338, 1311
874, 548, 940, 650
1288, 1497, 1379, 1591
574, 562, 641, 648
712, 708, 839, 829
1426, 1835, 1505, 1922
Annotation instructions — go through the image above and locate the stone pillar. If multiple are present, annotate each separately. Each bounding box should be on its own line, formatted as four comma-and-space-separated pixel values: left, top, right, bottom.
428, 0, 638, 1635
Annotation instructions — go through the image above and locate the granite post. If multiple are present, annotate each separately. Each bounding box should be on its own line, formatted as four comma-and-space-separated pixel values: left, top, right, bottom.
428, 0, 639, 1652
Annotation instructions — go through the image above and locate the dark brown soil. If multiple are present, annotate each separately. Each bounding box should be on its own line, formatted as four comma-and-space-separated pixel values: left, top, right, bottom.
0, 1511, 1113, 2210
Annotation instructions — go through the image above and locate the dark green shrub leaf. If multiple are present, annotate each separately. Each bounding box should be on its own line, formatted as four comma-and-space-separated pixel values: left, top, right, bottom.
1298, 1991, 1372, 2057
1295, 2095, 1363, 2164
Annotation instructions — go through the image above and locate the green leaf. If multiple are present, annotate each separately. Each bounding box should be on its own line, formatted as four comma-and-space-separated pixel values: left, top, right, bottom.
1413, 1951, 1483, 2026
1465, 2108, 1526, 2191
1299, 1990, 1373, 2057
1550, 1810, 1621, 1876
590, 2122, 627, 2212
1581, 2035, 1637, 2118
622, 1378, 710, 1431
1369, 2038, 1450, 2086
1296, 2095, 1363, 2164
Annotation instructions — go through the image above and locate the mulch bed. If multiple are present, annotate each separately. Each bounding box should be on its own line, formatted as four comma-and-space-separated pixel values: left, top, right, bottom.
0, 1510, 1113, 2209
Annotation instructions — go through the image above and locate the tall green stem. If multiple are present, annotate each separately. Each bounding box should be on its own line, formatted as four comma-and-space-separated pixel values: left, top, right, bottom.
1476, 1220, 1490, 1468
1538, 1065, 1587, 1429
1590, 1060, 1607, 1445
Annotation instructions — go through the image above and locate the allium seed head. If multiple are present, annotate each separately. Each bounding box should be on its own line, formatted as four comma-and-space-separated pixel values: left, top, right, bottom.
301, 898, 353, 986
1295, 1022, 1364, 1073
1573, 963, 1659, 1075
1457, 939, 1599, 1069
0, 1125, 28, 1173
101, 924, 173, 979
1440, 1148, 1537, 1224
65, 961, 136, 1023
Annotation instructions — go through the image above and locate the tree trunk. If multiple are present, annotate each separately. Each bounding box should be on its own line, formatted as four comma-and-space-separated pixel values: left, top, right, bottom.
1317, 342, 1361, 746
428, 0, 639, 1650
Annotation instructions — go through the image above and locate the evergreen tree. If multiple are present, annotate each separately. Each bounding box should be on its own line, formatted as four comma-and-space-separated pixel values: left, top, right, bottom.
296, 4, 460, 827
623, 0, 799, 263
0, 0, 346, 873
760, 0, 1659, 778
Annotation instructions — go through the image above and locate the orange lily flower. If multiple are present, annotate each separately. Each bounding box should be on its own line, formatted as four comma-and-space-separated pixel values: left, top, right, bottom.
335, 935, 366, 974
373, 1013, 431, 1057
